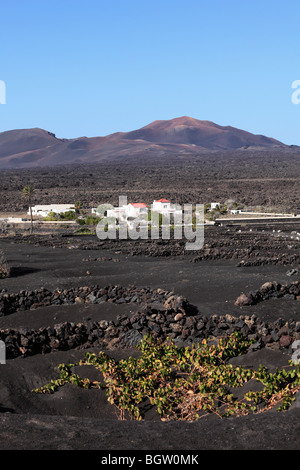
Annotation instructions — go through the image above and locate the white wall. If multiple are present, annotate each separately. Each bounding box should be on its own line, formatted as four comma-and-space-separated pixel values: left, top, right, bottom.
29, 205, 75, 217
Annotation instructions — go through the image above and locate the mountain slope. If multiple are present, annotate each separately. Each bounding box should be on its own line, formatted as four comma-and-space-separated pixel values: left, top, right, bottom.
0, 117, 288, 169
122, 116, 284, 149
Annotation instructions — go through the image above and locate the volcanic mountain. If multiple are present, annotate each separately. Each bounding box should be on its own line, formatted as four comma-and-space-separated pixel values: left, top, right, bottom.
0, 117, 288, 169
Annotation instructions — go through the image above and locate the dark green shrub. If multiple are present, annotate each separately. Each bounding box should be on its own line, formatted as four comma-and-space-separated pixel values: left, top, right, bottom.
85, 216, 101, 225
59, 210, 77, 220
76, 218, 86, 225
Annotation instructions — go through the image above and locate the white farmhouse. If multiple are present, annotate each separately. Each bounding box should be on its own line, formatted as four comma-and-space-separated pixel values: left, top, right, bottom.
126, 203, 148, 218
106, 202, 148, 220
152, 198, 171, 212
29, 204, 75, 218
151, 198, 182, 219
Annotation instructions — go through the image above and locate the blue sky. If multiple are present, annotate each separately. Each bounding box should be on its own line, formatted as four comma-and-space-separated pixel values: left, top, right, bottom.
0, 0, 299, 144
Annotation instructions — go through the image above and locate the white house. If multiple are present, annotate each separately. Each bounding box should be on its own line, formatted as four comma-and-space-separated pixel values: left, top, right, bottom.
106, 202, 148, 220
152, 198, 171, 212
103, 200, 180, 221
126, 203, 148, 218
151, 199, 184, 223
29, 204, 75, 218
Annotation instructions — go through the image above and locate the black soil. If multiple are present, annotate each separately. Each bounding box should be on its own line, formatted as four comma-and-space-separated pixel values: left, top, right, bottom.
0, 225, 300, 450
1, 154, 300, 451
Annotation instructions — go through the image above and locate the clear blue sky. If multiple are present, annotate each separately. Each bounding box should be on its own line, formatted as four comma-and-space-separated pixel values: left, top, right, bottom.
0, 0, 299, 144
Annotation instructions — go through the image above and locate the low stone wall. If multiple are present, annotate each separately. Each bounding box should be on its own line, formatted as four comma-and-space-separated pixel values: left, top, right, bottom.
1, 296, 300, 359
0, 285, 189, 317
235, 280, 300, 306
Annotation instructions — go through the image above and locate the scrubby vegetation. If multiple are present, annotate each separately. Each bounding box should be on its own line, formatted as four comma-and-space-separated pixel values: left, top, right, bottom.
76, 215, 102, 226
33, 333, 300, 421
74, 227, 96, 235
205, 203, 228, 221
43, 210, 77, 221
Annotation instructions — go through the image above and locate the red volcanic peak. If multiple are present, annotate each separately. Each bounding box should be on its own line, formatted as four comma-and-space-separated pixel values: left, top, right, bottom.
0, 117, 287, 169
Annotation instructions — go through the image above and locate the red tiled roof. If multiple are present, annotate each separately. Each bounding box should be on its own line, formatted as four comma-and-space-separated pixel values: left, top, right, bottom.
130, 203, 147, 208
156, 198, 170, 203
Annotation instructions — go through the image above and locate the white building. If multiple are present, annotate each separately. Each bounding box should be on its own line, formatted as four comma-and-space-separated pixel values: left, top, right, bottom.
29, 204, 75, 218
106, 198, 183, 223
151, 199, 183, 223
126, 203, 148, 218
210, 202, 221, 210
106, 202, 148, 220
152, 198, 171, 212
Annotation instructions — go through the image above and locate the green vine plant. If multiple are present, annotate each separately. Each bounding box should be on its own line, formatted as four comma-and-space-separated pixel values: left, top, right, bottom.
33, 332, 300, 421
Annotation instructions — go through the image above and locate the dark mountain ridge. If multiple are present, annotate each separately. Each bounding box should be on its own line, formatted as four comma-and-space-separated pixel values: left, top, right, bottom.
0, 116, 292, 169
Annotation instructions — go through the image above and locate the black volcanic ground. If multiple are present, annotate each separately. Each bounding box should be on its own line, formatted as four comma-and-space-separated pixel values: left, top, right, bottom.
0, 151, 300, 452
0, 150, 300, 450
1, 150, 300, 214
1, 220, 300, 450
